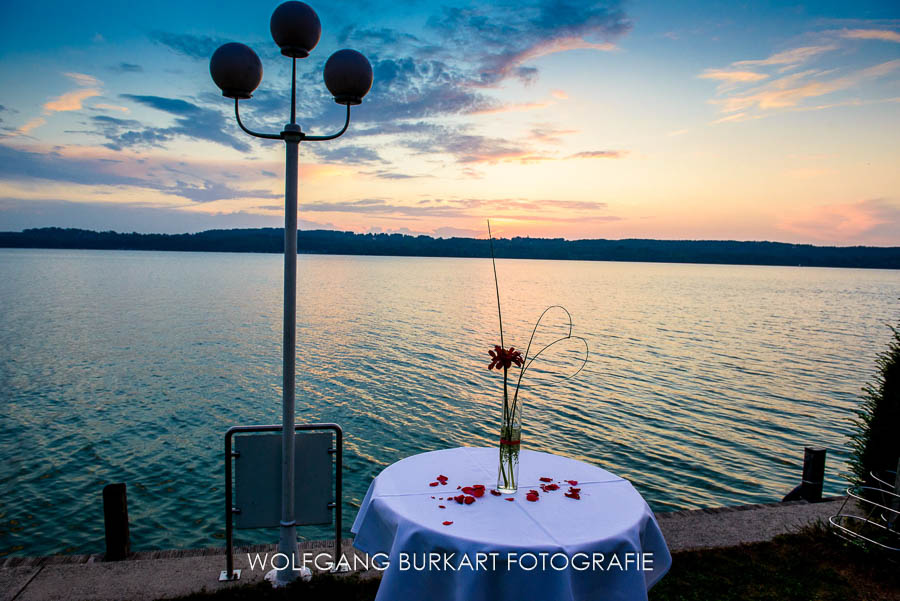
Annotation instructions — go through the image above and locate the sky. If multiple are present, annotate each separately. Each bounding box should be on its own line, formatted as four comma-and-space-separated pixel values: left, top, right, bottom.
0, 1, 898, 245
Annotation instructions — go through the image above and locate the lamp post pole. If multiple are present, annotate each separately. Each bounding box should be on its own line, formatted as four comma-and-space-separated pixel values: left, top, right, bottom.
210, 1, 373, 586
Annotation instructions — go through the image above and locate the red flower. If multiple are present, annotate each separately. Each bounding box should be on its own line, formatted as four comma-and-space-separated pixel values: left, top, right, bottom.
443, 521, 453, 526
539, 477, 552, 483
488, 345, 525, 370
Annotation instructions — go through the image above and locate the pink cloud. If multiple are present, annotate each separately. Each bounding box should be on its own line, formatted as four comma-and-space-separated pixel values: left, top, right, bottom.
777, 198, 900, 246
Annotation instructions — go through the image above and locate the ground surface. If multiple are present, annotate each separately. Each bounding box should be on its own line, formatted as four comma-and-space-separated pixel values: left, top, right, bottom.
3, 497, 877, 601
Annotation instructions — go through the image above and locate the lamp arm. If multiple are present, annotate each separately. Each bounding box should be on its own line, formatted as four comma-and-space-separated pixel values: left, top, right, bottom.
303, 104, 351, 142
234, 99, 283, 140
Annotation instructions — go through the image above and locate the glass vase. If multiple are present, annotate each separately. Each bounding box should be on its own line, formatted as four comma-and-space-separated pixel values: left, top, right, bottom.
497, 401, 522, 494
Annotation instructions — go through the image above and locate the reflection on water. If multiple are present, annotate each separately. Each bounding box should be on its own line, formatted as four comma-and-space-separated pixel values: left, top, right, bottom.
0, 248, 897, 556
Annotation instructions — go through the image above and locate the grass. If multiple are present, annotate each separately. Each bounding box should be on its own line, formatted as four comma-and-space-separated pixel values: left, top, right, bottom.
165, 525, 899, 601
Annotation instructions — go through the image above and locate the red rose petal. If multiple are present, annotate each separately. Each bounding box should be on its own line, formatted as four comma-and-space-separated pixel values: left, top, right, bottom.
565, 492, 581, 500
443, 521, 453, 525
472, 484, 485, 490
526, 494, 539, 502
437, 475, 448, 481
567, 480, 578, 486
506, 498, 514, 502
568, 487, 581, 493
457, 485, 461, 489
439, 505, 446, 508
431, 496, 435, 499
429, 482, 439, 487
461, 486, 475, 494
472, 488, 484, 497
455, 495, 465, 504
539, 477, 553, 482
464, 496, 475, 504
490, 489, 502, 496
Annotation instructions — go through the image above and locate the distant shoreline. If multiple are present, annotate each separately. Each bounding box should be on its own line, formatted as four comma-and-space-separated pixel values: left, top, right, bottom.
2, 227, 899, 269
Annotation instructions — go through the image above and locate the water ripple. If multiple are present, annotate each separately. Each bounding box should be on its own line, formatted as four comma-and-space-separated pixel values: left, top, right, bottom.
0, 249, 897, 556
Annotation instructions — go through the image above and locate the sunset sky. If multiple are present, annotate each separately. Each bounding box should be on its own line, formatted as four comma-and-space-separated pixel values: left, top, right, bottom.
0, 1, 898, 244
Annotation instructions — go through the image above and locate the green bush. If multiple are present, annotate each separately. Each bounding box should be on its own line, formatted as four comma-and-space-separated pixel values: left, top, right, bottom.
848, 323, 900, 488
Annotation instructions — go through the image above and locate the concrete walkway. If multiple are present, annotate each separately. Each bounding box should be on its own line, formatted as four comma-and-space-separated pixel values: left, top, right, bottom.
1, 497, 846, 601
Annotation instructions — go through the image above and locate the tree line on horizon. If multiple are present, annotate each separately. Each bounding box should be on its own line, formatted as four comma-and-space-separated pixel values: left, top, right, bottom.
1, 227, 898, 269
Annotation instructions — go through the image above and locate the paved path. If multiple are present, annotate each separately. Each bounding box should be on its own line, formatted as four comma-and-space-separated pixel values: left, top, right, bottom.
1, 497, 846, 601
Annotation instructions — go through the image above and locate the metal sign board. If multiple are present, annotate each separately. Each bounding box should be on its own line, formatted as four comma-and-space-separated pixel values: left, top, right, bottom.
234, 432, 333, 529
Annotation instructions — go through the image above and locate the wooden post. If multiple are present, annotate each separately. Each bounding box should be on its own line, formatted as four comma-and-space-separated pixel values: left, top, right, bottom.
103, 483, 130, 561
800, 447, 826, 502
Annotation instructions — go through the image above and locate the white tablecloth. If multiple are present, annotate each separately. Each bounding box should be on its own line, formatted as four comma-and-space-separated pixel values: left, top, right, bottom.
352, 447, 671, 601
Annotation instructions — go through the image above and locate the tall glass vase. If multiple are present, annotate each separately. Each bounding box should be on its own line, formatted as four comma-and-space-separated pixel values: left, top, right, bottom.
497, 399, 522, 494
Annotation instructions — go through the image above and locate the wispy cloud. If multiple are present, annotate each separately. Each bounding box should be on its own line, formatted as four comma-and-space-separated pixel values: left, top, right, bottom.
110, 62, 144, 73
297, 197, 616, 222
567, 150, 626, 159
837, 29, 900, 43
16, 117, 46, 135
733, 45, 838, 71
702, 29, 900, 123
777, 198, 900, 245
93, 94, 252, 152
44, 88, 102, 112
699, 69, 768, 83
149, 32, 229, 60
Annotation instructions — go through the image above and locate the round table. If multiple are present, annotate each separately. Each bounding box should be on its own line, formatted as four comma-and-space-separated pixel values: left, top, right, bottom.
352, 447, 671, 601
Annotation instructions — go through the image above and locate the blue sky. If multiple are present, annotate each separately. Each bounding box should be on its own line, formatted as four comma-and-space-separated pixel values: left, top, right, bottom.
1, 1, 898, 244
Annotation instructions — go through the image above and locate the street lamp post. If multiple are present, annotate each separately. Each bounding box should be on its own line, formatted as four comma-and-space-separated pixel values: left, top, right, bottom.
209, 1, 373, 587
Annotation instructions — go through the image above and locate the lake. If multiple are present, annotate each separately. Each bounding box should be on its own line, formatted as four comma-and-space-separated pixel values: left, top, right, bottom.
0, 248, 897, 557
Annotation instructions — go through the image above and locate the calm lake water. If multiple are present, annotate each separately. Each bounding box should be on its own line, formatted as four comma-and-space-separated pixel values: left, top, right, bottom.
0, 248, 897, 557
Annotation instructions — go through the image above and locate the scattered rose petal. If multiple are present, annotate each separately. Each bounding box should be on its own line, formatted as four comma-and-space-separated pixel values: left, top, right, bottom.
443, 521, 453, 525
567, 480, 578, 486
568, 487, 581, 494
464, 496, 475, 505
457, 485, 462, 489
539, 477, 553, 483
506, 498, 515, 502
473, 484, 485, 490
526, 493, 539, 502
461, 486, 475, 495
490, 489, 502, 496
429, 482, 439, 487
431, 496, 435, 499
454, 494, 465, 504
439, 505, 446, 509
472, 488, 484, 497
565, 492, 581, 500
437, 475, 448, 481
